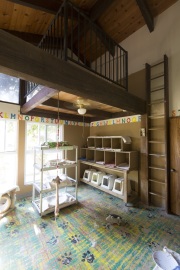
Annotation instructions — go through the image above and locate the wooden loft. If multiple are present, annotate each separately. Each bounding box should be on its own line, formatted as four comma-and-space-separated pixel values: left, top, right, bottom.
0, 29, 145, 121
0, 30, 145, 120
0, 0, 177, 122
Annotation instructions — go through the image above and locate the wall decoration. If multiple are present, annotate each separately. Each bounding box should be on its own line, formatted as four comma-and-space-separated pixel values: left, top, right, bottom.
171, 109, 180, 117
0, 111, 90, 126
90, 115, 141, 127
0, 111, 141, 127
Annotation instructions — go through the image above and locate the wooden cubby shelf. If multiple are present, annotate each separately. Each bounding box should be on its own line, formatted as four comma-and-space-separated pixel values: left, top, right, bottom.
79, 136, 139, 203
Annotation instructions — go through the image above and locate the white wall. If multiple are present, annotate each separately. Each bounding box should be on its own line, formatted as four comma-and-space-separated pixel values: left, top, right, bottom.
0, 102, 20, 114
120, 1, 180, 116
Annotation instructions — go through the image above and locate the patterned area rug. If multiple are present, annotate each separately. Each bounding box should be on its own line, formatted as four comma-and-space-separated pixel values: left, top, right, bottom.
0, 183, 180, 270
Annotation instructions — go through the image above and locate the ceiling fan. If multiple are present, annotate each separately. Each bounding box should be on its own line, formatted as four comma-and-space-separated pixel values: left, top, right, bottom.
66, 97, 91, 115
73, 97, 92, 115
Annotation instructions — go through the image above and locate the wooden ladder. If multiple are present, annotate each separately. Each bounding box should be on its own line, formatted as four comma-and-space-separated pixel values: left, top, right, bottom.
146, 55, 170, 212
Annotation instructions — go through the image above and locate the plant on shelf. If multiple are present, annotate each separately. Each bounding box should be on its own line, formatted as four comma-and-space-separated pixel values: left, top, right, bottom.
41, 141, 71, 148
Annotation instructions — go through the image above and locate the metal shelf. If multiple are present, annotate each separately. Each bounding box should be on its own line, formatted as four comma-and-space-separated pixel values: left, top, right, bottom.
32, 145, 78, 216
32, 192, 77, 216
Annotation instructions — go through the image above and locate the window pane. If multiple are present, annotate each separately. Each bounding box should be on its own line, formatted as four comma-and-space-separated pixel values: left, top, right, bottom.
26, 123, 39, 150
0, 121, 5, 152
0, 73, 19, 104
47, 125, 57, 142
25, 122, 64, 185
5, 121, 17, 151
40, 125, 46, 145
0, 153, 17, 185
0, 119, 18, 186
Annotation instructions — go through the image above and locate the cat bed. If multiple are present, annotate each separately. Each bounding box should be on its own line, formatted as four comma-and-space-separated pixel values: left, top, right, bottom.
0, 184, 19, 218
153, 247, 180, 270
101, 174, 116, 190
83, 169, 96, 182
91, 171, 106, 185
0, 194, 11, 214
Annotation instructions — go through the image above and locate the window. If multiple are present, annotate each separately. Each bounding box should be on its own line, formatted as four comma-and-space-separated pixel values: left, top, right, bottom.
0, 73, 19, 104
0, 119, 18, 186
25, 122, 64, 184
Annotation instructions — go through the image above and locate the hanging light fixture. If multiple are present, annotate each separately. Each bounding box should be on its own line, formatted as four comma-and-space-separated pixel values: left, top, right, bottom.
77, 105, 86, 115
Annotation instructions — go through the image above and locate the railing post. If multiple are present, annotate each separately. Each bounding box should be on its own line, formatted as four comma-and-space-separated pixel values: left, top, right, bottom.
19, 80, 26, 106
63, 0, 68, 61
125, 50, 128, 91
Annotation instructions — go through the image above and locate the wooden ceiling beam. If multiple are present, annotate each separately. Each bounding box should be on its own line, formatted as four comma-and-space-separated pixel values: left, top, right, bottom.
112, 111, 136, 118
0, 30, 146, 115
5, 30, 42, 45
7, 0, 116, 58
68, 0, 116, 57
136, 0, 154, 32
42, 99, 113, 118
90, 0, 114, 22
6, 0, 83, 19
23, 108, 92, 122
7, 0, 62, 14
87, 109, 112, 118
21, 87, 58, 113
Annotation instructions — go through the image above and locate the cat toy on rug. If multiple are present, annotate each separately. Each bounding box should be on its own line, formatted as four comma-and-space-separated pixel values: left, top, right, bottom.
106, 214, 122, 225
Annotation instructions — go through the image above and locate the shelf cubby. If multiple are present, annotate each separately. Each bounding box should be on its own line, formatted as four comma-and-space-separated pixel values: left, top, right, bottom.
95, 137, 103, 148
104, 151, 115, 165
80, 148, 87, 160
95, 150, 104, 163
102, 137, 111, 149
86, 149, 95, 162
116, 151, 138, 170
87, 137, 95, 148
111, 137, 122, 150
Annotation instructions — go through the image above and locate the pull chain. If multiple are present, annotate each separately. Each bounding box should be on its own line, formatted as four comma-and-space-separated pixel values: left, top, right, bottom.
82, 115, 85, 138
56, 91, 60, 176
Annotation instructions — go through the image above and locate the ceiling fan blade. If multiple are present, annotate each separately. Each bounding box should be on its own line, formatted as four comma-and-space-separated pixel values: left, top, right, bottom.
63, 101, 76, 110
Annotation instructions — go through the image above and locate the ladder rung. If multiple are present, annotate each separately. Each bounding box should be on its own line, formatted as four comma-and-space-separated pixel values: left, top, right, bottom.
149, 179, 166, 184
149, 192, 165, 199
148, 114, 165, 119
149, 153, 165, 157
151, 61, 164, 68
148, 99, 165, 105
148, 127, 165, 131
151, 86, 164, 92
151, 73, 164, 80
149, 166, 165, 170
149, 141, 165, 144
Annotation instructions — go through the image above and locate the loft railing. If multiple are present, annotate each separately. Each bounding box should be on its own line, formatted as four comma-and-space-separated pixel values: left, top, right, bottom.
25, 0, 128, 97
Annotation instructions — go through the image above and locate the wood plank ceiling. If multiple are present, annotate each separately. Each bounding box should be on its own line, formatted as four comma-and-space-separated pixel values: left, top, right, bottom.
0, 0, 178, 122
